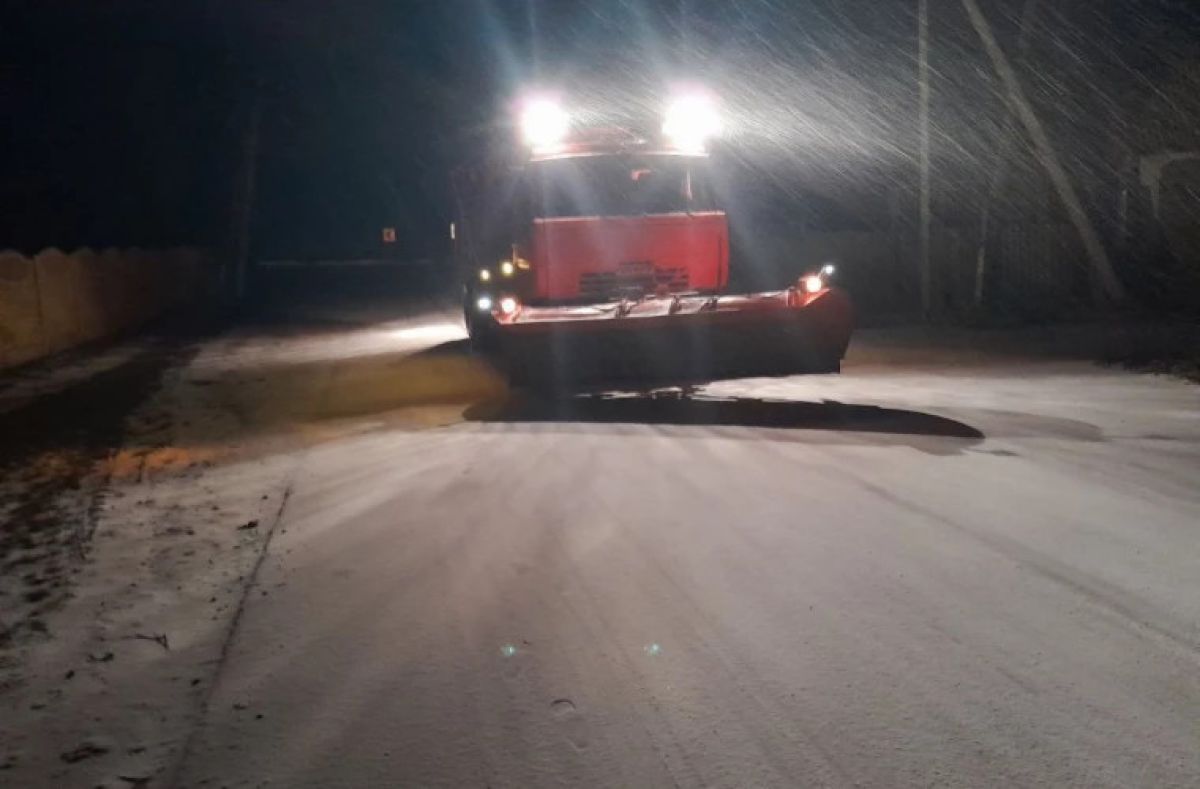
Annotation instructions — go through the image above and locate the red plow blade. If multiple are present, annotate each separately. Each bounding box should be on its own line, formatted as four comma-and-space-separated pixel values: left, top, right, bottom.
492, 288, 853, 390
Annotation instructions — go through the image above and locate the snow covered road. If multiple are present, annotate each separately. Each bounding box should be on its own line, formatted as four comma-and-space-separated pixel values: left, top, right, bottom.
173, 315, 1200, 787
3, 308, 1199, 787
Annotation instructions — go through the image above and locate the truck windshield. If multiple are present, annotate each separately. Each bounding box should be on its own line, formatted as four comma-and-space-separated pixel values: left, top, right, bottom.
530, 155, 716, 218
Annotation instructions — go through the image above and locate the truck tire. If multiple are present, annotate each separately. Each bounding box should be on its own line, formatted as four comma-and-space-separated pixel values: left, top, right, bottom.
464, 302, 499, 354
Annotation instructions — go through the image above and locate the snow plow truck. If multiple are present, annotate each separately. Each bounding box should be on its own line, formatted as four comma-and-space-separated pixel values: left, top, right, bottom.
453, 92, 853, 390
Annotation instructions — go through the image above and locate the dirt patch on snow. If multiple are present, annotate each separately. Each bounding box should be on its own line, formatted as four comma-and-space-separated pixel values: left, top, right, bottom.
0, 342, 189, 647
0, 317, 497, 785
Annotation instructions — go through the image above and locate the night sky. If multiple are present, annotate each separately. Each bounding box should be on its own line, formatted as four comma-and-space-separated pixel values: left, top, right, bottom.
4, 1, 1198, 260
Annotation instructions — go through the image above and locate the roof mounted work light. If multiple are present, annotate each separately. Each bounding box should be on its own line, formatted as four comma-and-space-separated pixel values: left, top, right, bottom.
519, 97, 570, 150
662, 91, 722, 151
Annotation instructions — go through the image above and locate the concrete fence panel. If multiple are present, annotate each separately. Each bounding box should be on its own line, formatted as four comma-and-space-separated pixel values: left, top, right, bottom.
0, 246, 214, 371
33, 248, 82, 353
0, 251, 43, 368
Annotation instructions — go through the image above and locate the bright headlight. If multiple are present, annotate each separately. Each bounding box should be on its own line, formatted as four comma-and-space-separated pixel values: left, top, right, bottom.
803, 275, 825, 294
519, 97, 569, 149
476, 295, 494, 311
662, 92, 722, 150
499, 297, 519, 315
499, 261, 515, 277
479, 269, 492, 282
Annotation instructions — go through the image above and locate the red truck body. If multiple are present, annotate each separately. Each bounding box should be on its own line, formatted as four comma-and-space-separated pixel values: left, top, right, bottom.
530, 212, 728, 301
456, 136, 853, 389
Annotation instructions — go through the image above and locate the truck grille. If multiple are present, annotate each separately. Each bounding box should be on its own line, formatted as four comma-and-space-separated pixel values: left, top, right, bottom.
579, 261, 689, 298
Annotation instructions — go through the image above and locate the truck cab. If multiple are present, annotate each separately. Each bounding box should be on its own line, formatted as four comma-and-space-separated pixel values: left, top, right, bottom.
454, 133, 729, 342
449, 93, 851, 388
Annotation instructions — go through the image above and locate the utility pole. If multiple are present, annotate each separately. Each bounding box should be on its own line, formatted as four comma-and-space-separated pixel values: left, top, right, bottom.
973, 0, 1040, 309
961, 0, 1125, 305
230, 82, 261, 304
917, 0, 932, 318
